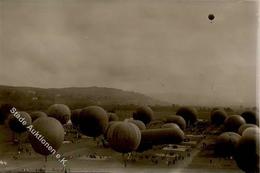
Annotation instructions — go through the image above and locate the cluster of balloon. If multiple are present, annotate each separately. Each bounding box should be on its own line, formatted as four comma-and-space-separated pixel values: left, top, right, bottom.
214, 132, 241, 157
133, 106, 154, 125
126, 119, 146, 130
108, 112, 119, 122
28, 117, 64, 161
0, 104, 13, 124
106, 122, 141, 167
47, 104, 71, 125
234, 127, 260, 173
210, 109, 228, 126
78, 106, 108, 137
208, 14, 215, 23
224, 115, 246, 132
164, 115, 186, 130
238, 124, 258, 136
30, 111, 47, 122
176, 107, 198, 127
241, 110, 258, 125
140, 126, 185, 147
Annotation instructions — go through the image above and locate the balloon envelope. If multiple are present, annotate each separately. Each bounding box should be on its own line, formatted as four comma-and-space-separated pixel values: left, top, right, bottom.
47, 104, 71, 124
79, 106, 108, 137
28, 117, 64, 156
133, 106, 154, 125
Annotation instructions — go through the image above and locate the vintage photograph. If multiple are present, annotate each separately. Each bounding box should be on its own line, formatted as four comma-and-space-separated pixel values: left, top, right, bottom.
0, 0, 258, 173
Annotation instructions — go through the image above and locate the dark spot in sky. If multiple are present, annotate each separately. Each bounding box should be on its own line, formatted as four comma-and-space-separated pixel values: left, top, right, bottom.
208, 14, 215, 22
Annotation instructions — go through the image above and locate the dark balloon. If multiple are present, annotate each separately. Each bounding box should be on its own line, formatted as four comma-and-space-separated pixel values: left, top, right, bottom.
0, 104, 13, 124
238, 124, 258, 136
224, 115, 246, 132
71, 109, 81, 128
176, 107, 198, 126
161, 123, 180, 129
30, 111, 47, 122
28, 117, 64, 156
107, 122, 141, 153
133, 106, 154, 125
127, 119, 146, 130
215, 132, 241, 157
164, 115, 186, 130
211, 109, 228, 126
8, 111, 32, 133
241, 110, 258, 125
79, 106, 108, 137
208, 14, 215, 21
47, 104, 71, 124
141, 127, 185, 146
108, 113, 119, 122
234, 127, 260, 173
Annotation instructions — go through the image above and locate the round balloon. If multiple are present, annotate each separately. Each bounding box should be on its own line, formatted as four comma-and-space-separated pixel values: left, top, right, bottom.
234, 127, 260, 173
176, 107, 198, 126
215, 132, 241, 157
107, 122, 141, 153
30, 111, 47, 122
164, 115, 186, 130
224, 115, 246, 132
108, 113, 119, 122
241, 110, 258, 125
133, 106, 154, 125
127, 119, 146, 130
8, 111, 32, 133
28, 117, 64, 156
79, 106, 108, 137
211, 109, 228, 126
47, 104, 71, 124
238, 124, 258, 136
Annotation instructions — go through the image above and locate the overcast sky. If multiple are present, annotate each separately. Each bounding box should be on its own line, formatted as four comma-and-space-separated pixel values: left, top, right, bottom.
0, 0, 258, 106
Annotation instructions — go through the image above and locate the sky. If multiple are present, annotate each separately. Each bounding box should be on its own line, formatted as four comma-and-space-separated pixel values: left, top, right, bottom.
0, 0, 258, 106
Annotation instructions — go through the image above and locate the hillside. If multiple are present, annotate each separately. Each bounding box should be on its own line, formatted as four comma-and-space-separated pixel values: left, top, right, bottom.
0, 85, 168, 110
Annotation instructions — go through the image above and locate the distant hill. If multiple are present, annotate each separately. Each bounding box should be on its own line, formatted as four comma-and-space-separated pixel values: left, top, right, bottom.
0, 85, 168, 110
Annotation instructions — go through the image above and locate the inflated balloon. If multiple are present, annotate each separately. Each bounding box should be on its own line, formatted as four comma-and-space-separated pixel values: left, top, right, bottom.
108, 113, 119, 122
176, 107, 198, 126
141, 127, 185, 146
47, 104, 71, 124
104, 121, 120, 139
133, 106, 154, 125
161, 123, 180, 129
79, 106, 108, 137
241, 111, 258, 125
0, 104, 13, 124
238, 124, 258, 136
224, 115, 246, 132
164, 115, 186, 130
71, 109, 81, 128
28, 117, 64, 156
107, 122, 141, 153
215, 132, 241, 157
211, 109, 228, 126
8, 111, 32, 133
127, 119, 146, 130
234, 127, 260, 173
30, 111, 47, 122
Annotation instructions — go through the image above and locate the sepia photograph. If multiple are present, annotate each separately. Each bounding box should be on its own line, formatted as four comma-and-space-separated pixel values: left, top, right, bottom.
0, 0, 259, 173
